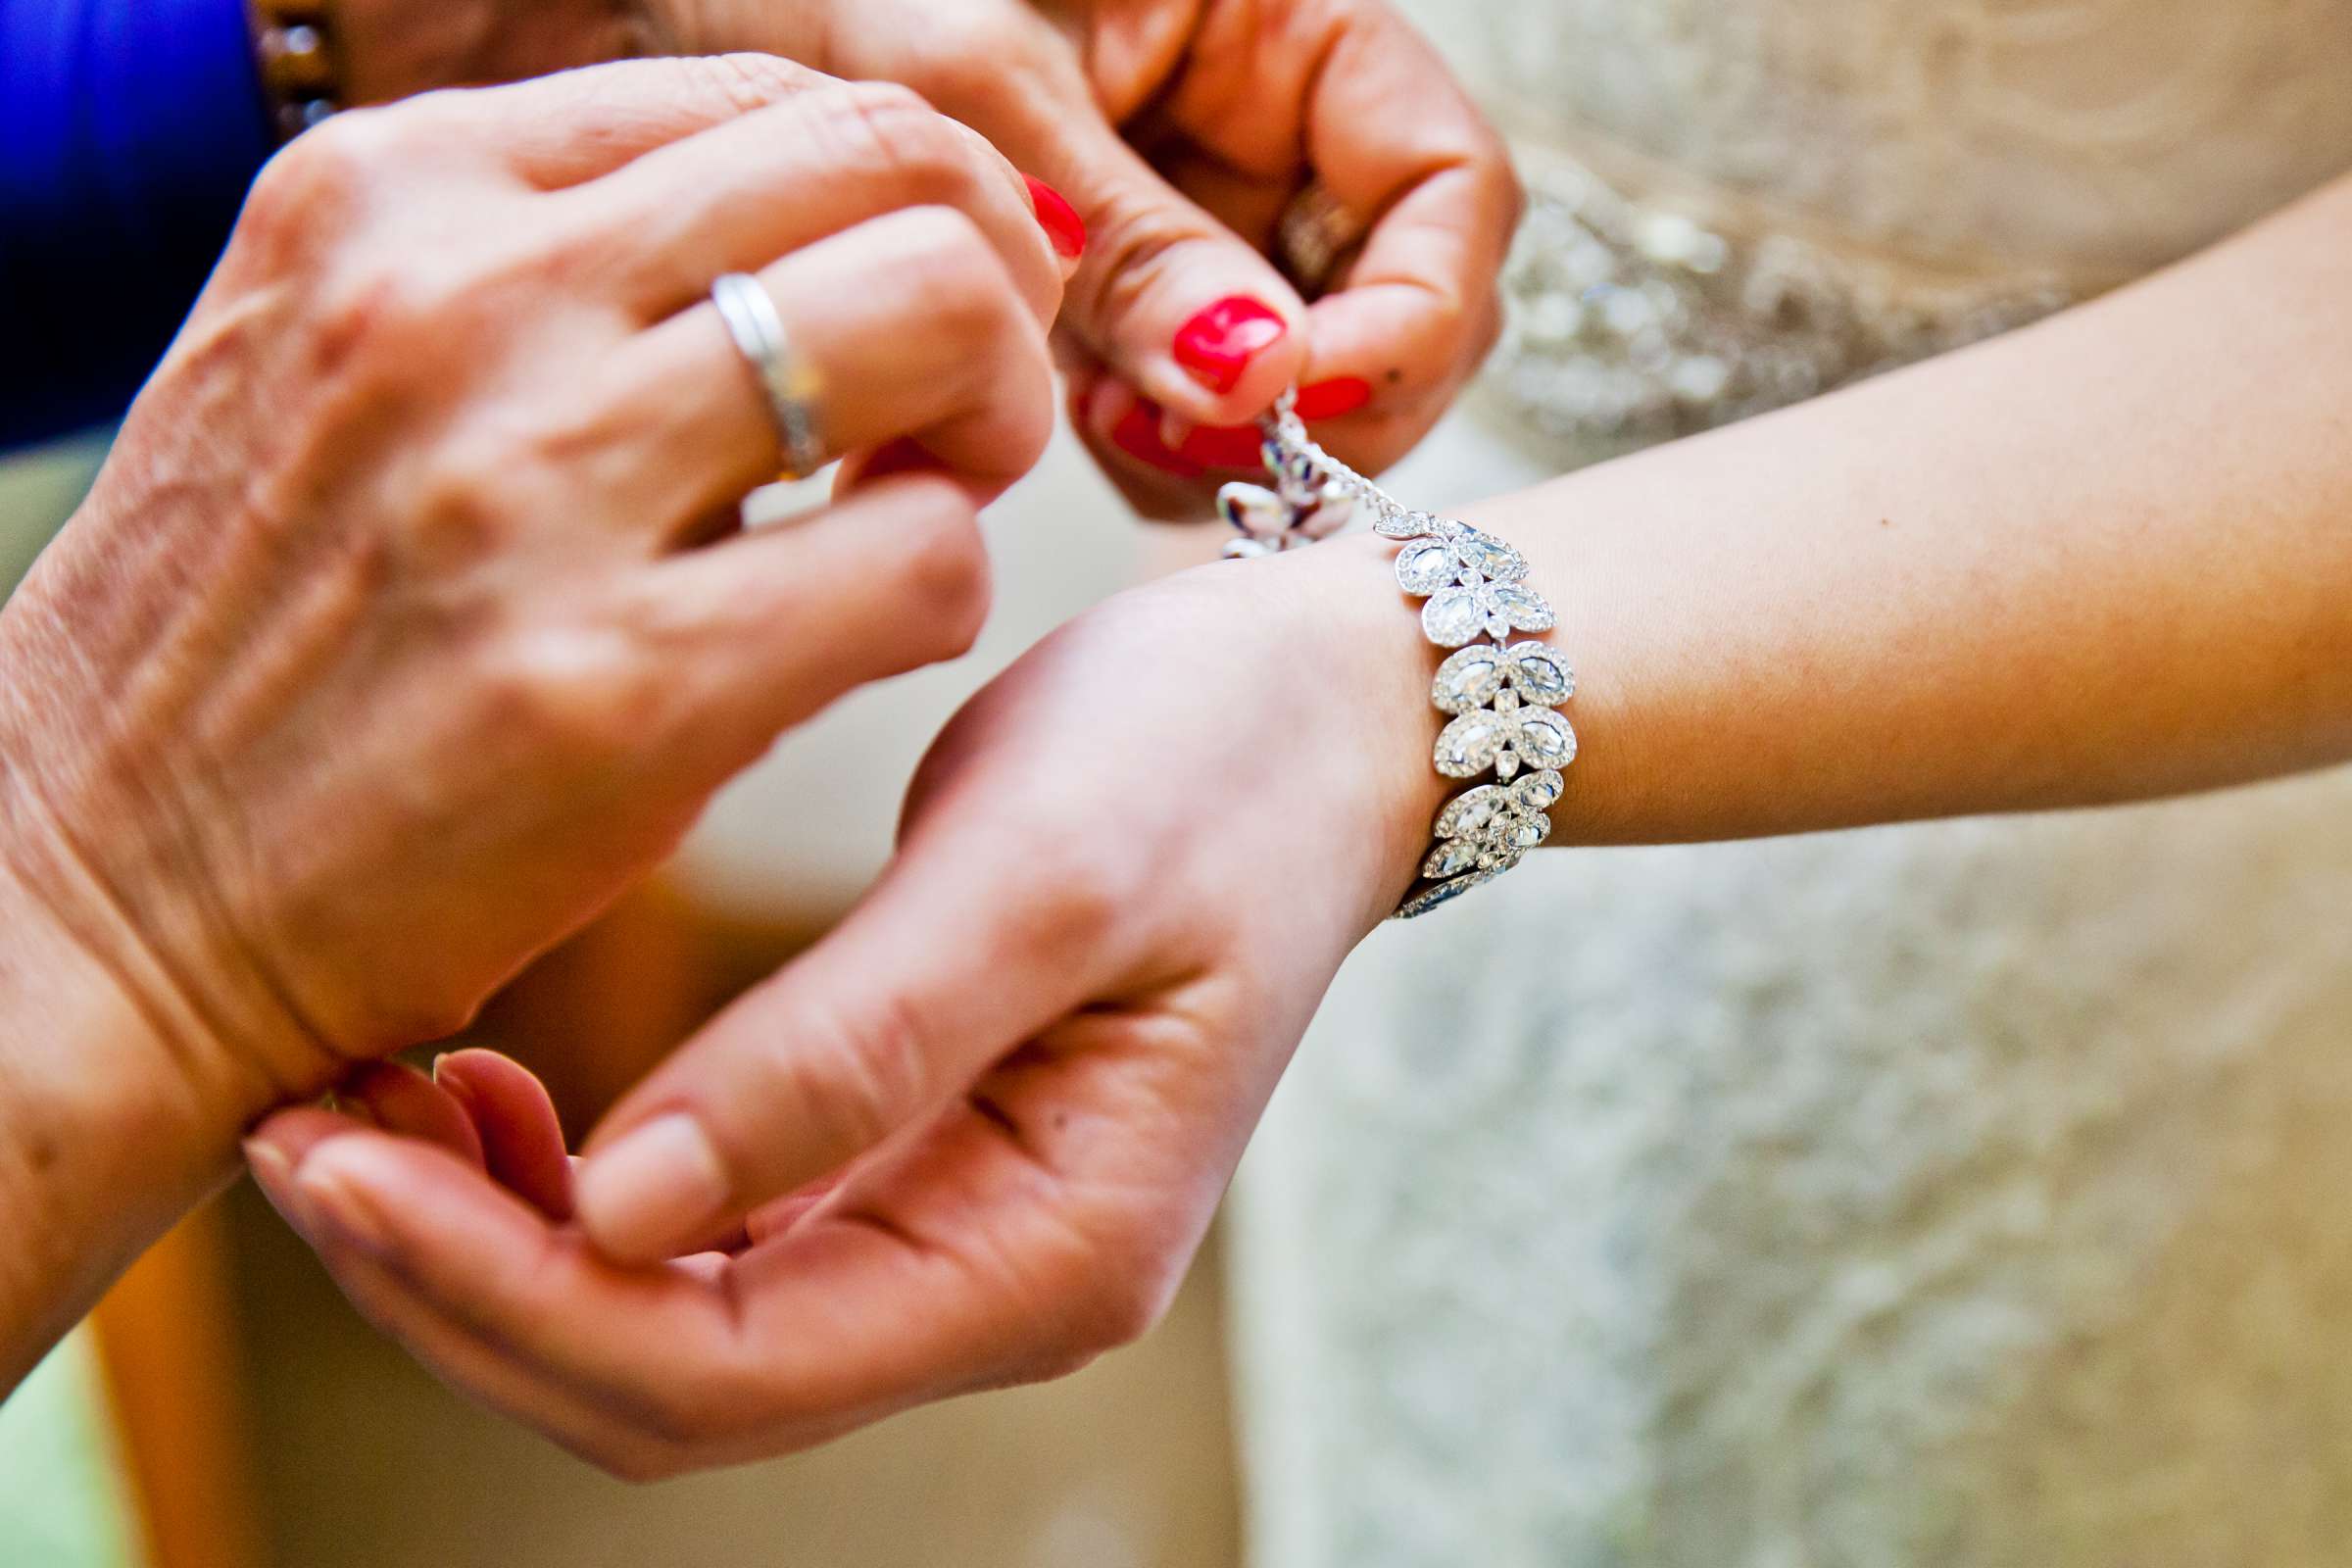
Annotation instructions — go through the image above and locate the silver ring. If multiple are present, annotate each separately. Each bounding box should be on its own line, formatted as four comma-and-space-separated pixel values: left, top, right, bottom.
710, 271, 826, 479
1275, 183, 1364, 299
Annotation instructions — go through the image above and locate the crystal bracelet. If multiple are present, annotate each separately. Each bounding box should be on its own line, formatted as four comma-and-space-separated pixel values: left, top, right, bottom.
1216, 392, 1575, 918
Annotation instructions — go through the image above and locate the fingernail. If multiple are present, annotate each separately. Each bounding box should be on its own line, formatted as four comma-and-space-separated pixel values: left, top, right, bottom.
1295, 376, 1374, 420
1024, 175, 1087, 261
576, 1111, 729, 1262
1110, 399, 1205, 477
244, 1136, 294, 1193
1176, 422, 1271, 468
297, 1149, 395, 1259
1172, 296, 1288, 394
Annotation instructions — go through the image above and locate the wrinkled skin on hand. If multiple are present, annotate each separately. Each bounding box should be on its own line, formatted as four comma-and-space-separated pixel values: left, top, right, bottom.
0, 55, 1063, 1113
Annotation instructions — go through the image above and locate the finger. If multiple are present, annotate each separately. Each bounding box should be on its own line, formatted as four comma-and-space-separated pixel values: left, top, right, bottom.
1153, 5, 1518, 469
602, 207, 1057, 522
955, 99, 1310, 423
434, 1050, 574, 1221
272, 1117, 1134, 1457
629, 473, 994, 756
401, 54, 839, 189
1269, 9, 1519, 463
247, 1117, 681, 1474
342, 1062, 485, 1169
564, 79, 1064, 326
564, 783, 1137, 1263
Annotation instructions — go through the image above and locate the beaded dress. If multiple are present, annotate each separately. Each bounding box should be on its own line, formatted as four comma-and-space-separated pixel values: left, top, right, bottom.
1226, 4, 2352, 1561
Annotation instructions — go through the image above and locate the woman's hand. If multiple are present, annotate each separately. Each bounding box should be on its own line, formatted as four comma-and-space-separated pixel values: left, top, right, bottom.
334, 0, 1520, 516
0, 54, 1067, 1176
242, 535, 1443, 1475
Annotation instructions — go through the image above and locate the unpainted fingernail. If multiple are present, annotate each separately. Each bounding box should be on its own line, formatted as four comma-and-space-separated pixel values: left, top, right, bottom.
244, 1136, 294, 1190
1295, 376, 1375, 420
1172, 296, 1288, 394
1023, 175, 1087, 261
297, 1150, 394, 1259
576, 1111, 730, 1263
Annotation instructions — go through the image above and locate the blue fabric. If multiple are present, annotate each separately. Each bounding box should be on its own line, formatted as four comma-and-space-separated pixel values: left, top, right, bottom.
1, 0, 273, 448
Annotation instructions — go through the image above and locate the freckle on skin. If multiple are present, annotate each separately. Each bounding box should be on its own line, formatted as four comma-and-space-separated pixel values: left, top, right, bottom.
26, 1135, 58, 1175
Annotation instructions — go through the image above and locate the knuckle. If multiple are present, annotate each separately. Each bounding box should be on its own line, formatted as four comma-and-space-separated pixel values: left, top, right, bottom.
235, 111, 406, 269
886, 12, 1043, 110
678, 51, 821, 117
828, 80, 964, 184
885, 486, 992, 659
478, 619, 662, 755
1069, 186, 1198, 327
776, 989, 939, 1159
406, 438, 519, 564
309, 255, 474, 380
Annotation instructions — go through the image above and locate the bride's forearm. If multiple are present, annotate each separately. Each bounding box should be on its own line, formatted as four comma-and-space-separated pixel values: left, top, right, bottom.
1456, 173, 2352, 846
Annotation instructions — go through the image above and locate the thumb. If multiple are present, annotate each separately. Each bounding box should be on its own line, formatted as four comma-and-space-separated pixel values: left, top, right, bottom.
567, 817, 1107, 1265
1044, 123, 1311, 425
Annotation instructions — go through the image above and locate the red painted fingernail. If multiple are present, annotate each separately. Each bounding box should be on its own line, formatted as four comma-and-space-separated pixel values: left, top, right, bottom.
1024, 175, 1087, 260
1111, 399, 1204, 476
1295, 376, 1374, 420
1172, 296, 1288, 394
1177, 422, 1270, 468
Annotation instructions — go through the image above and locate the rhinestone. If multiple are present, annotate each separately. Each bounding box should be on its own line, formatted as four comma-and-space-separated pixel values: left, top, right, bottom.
1514, 709, 1576, 767
1374, 510, 1444, 540
1396, 540, 1461, 596
1421, 588, 1487, 647
1431, 646, 1505, 713
1216, 482, 1290, 542
1513, 769, 1565, 809
1434, 710, 1503, 777
1423, 840, 1480, 879
1454, 531, 1528, 584
1490, 583, 1555, 632
1509, 811, 1550, 849
1505, 643, 1573, 705
1396, 868, 1496, 918
1435, 785, 1503, 837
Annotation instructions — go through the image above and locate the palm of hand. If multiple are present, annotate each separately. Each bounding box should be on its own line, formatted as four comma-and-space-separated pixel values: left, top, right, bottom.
249, 541, 1432, 1474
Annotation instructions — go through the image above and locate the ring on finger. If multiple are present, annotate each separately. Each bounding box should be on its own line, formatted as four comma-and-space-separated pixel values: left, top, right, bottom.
711, 271, 827, 479
1275, 182, 1366, 299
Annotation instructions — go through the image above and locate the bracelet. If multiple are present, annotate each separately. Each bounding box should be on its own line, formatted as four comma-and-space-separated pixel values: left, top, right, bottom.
1217, 393, 1574, 918
249, 0, 344, 140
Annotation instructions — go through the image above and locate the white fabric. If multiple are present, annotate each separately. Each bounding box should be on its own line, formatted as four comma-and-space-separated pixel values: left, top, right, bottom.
1228, 3, 2352, 1561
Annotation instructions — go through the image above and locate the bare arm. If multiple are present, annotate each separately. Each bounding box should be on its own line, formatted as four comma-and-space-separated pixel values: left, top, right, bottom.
1465, 174, 2352, 847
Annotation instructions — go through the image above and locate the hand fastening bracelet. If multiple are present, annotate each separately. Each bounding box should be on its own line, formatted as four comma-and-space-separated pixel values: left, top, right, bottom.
1217, 393, 1574, 918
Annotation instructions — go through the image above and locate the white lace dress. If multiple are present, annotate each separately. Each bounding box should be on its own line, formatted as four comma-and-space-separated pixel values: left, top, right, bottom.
1226, 4, 2352, 1561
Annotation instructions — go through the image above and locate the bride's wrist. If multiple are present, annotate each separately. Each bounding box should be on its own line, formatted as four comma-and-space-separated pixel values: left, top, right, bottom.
1274, 532, 1472, 921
